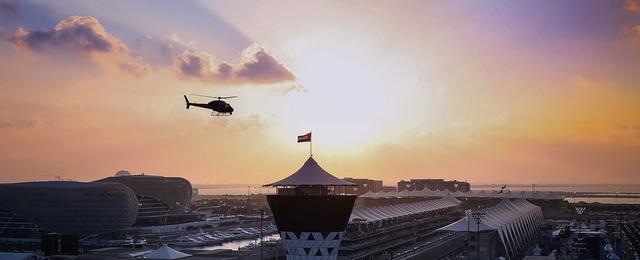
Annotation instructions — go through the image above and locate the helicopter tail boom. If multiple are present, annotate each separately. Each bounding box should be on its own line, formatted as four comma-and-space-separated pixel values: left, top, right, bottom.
184, 95, 191, 109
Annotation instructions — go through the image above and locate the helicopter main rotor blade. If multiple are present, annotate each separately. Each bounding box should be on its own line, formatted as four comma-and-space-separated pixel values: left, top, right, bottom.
190, 94, 237, 99
190, 94, 217, 98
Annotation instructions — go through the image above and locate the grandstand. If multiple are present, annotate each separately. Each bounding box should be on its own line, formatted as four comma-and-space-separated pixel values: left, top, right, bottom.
439, 198, 544, 259
340, 194, 462, 259
360, 188, 564, 200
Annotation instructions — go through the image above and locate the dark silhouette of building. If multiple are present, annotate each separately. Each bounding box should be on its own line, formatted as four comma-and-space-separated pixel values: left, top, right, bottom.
41, 233, 79, 256
342, 177, 383, 195
95, 173, 196, 226
397, 179, 470, 192
265, 157, 357, 259
0, 182, 138, 237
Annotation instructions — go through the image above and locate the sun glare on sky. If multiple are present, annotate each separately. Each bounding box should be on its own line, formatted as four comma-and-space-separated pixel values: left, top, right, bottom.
276, 29, 428, 151
1, 1, 639, 185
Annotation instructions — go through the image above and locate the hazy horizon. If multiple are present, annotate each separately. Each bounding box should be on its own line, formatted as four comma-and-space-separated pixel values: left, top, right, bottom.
1, 1, 640, 186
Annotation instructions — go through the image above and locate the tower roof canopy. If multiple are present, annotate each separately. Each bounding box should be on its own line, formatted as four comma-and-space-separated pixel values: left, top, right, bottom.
144, 245, 191, 259
265, 157, 355, 187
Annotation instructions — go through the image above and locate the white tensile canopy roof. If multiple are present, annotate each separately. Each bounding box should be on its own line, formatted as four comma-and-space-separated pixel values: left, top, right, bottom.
358, 188, 564, 200
144, 244, 192, 259
439, 218, 495, 232
349, 193, 461, 223
438, 199, 544, 258
264, 157, 355, 186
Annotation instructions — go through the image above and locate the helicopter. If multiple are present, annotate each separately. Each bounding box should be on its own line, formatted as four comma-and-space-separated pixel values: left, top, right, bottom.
184, 94, 236, 116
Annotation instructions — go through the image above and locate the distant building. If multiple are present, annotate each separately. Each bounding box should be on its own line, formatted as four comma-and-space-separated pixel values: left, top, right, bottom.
95, 173, 197, 226
192, 188, 199, 199
381, 186, 397, 192
342, 177, 383, 195
397, 179, 470, 192
0, 181, 138, 237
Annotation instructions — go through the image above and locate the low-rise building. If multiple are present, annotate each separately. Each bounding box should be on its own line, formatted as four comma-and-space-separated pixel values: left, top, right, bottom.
398, 179, 470, 192
342, 177, 383, 195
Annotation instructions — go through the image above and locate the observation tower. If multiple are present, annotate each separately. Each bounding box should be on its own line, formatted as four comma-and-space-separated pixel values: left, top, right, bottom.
264, 157, 356, 259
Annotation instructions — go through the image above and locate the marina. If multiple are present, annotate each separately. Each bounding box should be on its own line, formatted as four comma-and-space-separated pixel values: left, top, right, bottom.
169, 224, 279, 249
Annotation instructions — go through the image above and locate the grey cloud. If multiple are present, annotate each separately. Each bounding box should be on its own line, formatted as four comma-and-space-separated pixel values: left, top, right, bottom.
614, 123, 640, 132
0, 0, 20, 19
8, 16, 124, 53
235, 48, 295, 83
0, 117, 54, 129
174, 45, 295, 85
0, 120, 11, 128
277, 84, 308, 94
118, 58, 151, 77
5, 16, 150, 76
129, 33, 190, 67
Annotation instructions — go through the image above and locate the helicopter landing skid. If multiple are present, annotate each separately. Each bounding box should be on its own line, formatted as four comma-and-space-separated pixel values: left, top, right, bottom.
211, 112, 232, 117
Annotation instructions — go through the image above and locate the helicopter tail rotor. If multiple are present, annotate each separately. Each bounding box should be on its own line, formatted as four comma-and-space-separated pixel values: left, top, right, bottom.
184, 95, 191, 109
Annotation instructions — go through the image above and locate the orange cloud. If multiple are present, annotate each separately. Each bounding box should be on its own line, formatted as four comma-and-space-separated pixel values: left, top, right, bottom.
625, 0, 640, 13
174, 44, 295, 84
624, 24, 640, 40
5, 16, 150, 76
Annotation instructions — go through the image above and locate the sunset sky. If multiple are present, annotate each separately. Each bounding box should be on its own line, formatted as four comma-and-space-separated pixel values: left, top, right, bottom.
1, 0, 639, 186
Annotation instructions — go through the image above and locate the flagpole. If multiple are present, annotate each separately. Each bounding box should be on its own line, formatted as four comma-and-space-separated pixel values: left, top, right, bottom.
310, 131, 313, 157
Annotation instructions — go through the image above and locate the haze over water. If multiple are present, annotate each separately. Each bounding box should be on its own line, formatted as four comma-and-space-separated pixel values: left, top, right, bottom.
196, 184, 640, 196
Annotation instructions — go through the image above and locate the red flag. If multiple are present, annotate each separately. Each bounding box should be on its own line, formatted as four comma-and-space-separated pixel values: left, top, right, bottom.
297, 132, 311, 143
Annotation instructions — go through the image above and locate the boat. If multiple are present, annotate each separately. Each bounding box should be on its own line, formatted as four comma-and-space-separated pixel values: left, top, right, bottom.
170, 236, 207, 247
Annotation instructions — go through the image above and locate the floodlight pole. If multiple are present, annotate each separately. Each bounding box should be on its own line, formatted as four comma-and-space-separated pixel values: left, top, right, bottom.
575, 206, 585, 257
260, 208, 264, 260
472, 211, 485, 260
310, 131, 313, 157
617, 211, 623, 257
465, 209, 472, 260
476, 215, 480, 260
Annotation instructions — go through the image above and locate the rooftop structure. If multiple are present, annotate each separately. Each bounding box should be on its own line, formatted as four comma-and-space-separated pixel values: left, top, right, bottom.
265, 157, 356, 260
0, 181, 138, 237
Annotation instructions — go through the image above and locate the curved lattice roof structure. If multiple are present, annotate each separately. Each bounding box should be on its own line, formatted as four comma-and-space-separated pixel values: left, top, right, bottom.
0, 181, 138, 236
96, 174, 192, 210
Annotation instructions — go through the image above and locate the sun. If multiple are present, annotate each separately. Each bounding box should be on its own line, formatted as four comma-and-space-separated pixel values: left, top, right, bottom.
276, 29, 426, 153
